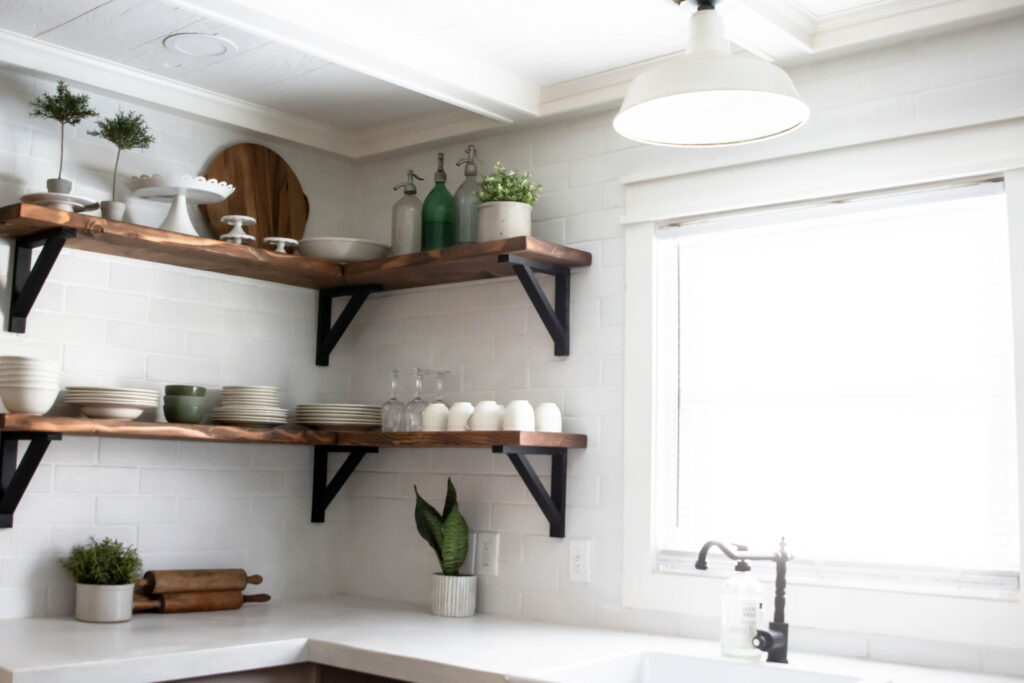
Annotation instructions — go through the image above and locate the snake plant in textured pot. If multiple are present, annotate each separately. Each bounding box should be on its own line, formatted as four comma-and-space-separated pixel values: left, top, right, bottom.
415, 479, 476, 617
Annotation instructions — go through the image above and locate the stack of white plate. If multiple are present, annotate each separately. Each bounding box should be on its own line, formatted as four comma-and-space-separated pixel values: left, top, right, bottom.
295, 404, 382, 429
211, 386, 287, 426
0, 356, 60, 415
65, 387, 159, 420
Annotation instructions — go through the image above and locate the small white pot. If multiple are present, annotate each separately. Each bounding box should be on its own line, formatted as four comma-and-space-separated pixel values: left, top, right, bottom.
478, 201, 532, 242
100, 201, 126, 221
431, 574, 477, 617
75, 583, 134, 623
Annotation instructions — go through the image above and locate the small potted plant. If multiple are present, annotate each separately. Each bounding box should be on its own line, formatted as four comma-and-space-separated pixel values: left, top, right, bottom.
61, 536, 142, 623
476, 162, 542, 242
29, 80, 98, 195
88, 110, 155, 220
414, 479, 476, 617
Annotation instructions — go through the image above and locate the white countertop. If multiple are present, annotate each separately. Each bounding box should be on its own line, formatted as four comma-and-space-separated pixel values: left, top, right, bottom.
0, 595, 1018, 683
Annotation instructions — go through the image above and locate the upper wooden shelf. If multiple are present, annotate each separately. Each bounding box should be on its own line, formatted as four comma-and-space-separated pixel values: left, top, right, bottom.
0, 204, 591, 291
0, 415, 587, 449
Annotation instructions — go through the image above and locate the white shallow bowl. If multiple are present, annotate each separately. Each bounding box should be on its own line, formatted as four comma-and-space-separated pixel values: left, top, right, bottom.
0, 386, 59, 414
0, 356, 59, 368
78, 405, 145, 419
299, 237, 390, 264
0, 380, 60, 389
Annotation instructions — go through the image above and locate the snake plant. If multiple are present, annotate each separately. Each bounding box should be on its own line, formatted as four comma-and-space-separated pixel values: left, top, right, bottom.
414, 478, 469, 576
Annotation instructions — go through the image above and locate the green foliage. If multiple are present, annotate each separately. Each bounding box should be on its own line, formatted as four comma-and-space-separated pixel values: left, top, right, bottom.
29, 80, 97, 127
476, 162, 542, 205
88, 110, 155, 151
60, 536, 142, 585
414, 479, 469, 576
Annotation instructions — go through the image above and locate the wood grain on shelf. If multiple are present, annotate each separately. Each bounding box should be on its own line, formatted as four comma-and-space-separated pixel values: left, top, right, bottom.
0, 203, 344, 289
329, 430, 587, 448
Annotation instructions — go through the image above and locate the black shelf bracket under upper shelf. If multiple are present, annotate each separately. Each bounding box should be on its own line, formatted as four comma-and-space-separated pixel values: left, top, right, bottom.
7, 227, 75, 333
1, 431, 61, 527
495, 444, 568, 537
311, 445, 378, 523
499, 254, 570, 356
316, 284, 382, 366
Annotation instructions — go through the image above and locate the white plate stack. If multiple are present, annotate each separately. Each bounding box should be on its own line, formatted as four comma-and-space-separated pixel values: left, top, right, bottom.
295, 404, 382, 429
65, 387, 160, 420
211, 386, 287, 426
0, 356, 60, 415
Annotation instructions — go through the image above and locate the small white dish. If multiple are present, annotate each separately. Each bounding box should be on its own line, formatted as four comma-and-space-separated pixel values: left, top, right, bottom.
78, 405, 145, 420
20, 192, 99, 213
298, 237, 390, 263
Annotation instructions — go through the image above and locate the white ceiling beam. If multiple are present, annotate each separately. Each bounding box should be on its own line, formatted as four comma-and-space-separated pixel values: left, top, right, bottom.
717, 0, 815, 62
169, 0, 543, 123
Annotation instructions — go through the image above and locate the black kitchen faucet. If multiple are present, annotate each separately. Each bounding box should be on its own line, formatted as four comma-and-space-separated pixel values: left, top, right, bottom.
695, 537, 792, 664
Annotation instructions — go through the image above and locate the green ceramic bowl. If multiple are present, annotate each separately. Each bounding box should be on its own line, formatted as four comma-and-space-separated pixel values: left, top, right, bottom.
165, 385, 206, 397
163, 395, 207, 424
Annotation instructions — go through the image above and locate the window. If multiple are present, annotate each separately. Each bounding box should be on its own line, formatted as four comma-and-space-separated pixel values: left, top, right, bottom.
653, 182, 1020, 591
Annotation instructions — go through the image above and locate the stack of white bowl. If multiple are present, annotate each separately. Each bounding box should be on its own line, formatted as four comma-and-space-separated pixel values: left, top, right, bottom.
295, 404, 382, 429
211, 386, 287, 426
0, 356, 60, 415
65, 387, 159, 420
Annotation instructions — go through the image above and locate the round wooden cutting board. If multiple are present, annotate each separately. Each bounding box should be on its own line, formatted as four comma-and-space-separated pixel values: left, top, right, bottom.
199, 143, 309, 245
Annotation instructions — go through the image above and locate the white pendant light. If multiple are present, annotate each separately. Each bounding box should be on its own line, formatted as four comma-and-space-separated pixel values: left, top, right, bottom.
614, 0, 809, 147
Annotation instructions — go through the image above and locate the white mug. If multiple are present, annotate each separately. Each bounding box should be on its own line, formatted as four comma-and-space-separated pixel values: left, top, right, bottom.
422, 403, 450, 431
447, 402, 474, 431
535, 402, 562, 433
469, 401, 504, 430
502, 399, 535, 431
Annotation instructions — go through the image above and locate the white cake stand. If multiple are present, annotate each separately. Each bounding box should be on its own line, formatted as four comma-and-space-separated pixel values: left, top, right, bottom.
128, 175, 235, 236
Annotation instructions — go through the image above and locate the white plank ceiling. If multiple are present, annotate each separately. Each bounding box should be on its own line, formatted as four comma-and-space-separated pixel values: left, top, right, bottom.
0, 0, 1022, 157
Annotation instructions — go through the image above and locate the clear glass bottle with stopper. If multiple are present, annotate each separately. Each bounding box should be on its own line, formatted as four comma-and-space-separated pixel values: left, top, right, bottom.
391, 170, 423, 256
421, 153, 455, 250
453, 145, 480, 244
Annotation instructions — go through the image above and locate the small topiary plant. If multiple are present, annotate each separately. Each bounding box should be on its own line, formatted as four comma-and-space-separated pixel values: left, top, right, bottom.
414, 478, 469, 576
29, 80, 98, 180
61, 536, 142, 585
88, 110, 155, 202
477, 162, 542, 206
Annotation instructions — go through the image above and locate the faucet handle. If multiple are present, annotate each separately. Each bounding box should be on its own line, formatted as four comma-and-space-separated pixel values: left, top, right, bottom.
733, 543, 748, 552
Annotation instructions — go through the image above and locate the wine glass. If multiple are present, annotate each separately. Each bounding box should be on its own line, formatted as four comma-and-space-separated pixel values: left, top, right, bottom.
402, 368, 428, 431
430, 370, 450, 407
381, 369, 404, 432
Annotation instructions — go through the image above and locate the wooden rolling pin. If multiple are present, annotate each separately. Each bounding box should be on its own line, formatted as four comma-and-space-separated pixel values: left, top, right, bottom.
136, 569, 263, 595
133, 591, 270, 614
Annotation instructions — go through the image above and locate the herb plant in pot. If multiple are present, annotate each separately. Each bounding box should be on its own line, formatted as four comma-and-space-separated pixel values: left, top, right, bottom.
29, 80, 98, 195
414, 479, 476, 617
61, 536, 142, 623
88, 110, 155, 221
476, 163, 542, 242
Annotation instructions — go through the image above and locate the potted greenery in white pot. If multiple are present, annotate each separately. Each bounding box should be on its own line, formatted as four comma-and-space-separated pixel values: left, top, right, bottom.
414, 479, 476, 617
61, 536, 142, 623
88, 110, 155, 221
476, 162, 541, 242
29, 80, 98, 195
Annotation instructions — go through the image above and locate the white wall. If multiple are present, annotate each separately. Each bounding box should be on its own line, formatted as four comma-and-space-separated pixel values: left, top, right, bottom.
0, 68, 356, 617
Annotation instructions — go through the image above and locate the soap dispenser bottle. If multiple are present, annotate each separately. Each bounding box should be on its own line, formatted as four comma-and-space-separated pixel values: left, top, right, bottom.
391, 170, 424, 256
453, 144, 480, 244
421, 152, 455, 250
720, 560, 764, 660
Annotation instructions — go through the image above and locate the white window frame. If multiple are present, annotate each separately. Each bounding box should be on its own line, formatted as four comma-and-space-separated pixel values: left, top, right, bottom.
621, 118, 1024, 649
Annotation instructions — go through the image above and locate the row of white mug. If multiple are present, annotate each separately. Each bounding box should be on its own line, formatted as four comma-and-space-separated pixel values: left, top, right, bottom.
423, 400, 561, 432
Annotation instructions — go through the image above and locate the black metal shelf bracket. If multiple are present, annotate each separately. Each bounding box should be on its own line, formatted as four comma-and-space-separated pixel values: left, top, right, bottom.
8, 227, 75, 333
1, 431, 61, 527
499, 254, 570, 356
495, 445, 568, 537
311, 445, 378, 522
316, 284, 382, 366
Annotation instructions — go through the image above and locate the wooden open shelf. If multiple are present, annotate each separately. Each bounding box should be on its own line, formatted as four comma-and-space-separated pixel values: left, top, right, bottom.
0, 203, 590, 291
0, 415, 587, 449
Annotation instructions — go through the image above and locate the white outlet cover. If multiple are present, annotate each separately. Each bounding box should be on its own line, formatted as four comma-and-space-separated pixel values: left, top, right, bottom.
569, 539, 591, 583
476, 532, 499, 576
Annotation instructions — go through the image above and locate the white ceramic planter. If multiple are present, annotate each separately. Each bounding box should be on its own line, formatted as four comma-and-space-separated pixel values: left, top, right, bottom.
478, 201, 532, 242
75, 583, 134, 623
431, 574, 477, 617
100, 201, 126, 221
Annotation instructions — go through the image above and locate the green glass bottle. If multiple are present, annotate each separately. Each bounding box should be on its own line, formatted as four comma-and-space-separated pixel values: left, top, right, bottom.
422, 152, 455, 250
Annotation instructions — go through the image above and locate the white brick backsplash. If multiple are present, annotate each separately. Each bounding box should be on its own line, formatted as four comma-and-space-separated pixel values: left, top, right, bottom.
24, 311, 106, 347
146, 353, 221, 384
54, 466, 139, 495
65, 286, 148, 323
106, 320, 186, 355
149, 299, 224, 332
868, 635, 982, 672
14, 495, 94, 525
96, 496, 177, 524
62, 344, 147, 379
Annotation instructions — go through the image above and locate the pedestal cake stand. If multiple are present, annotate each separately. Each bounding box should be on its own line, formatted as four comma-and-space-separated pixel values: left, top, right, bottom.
128, 175, 235, 236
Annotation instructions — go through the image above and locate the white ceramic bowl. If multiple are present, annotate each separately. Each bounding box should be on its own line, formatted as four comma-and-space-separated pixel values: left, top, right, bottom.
0, 355, 59, 367
78, 405, 145, 419
0, 386, 59, 415
0, 381, 61, 390
299, 237, 390, 263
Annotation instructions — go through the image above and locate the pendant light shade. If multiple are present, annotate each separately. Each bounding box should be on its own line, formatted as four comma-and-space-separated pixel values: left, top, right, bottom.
614, 4, 809, 147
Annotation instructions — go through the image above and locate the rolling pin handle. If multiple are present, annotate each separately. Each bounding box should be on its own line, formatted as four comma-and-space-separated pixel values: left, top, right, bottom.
244, 593, 271, 603
247, 574, 263, 585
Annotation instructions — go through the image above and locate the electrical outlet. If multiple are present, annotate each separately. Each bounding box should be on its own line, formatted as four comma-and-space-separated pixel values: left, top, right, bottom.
476, 532, 499, 576
569, 539, 591, 583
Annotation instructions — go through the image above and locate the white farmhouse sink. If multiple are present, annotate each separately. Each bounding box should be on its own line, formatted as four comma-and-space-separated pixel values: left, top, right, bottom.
515, 651, 888, 683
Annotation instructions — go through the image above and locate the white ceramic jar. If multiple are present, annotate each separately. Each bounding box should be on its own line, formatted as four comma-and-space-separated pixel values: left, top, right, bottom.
478, 201, 532, 242
534, 402, 563, 432
447, 402, 474, 431
421, 403, 450, 431
502, 400, 535, 430
469, 401, 504, 430
75, 583, 134, 623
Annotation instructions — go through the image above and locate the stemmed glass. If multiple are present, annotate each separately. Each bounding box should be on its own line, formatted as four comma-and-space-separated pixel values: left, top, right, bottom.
402, 368, 429, 431
430, 370, 450, 407
381, 369, 404, 432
